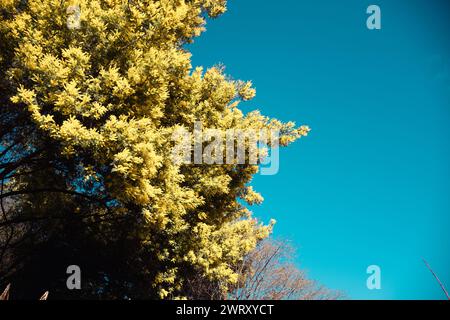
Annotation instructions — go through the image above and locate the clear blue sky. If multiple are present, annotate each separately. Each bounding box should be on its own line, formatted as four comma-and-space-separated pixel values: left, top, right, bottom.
189, 0, 450, 300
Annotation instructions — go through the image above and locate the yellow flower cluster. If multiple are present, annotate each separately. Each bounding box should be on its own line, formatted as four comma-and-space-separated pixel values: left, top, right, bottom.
1, 0, 309, 298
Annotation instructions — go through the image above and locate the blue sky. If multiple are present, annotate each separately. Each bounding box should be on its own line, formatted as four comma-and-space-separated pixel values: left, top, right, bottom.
189, 0, 450, 300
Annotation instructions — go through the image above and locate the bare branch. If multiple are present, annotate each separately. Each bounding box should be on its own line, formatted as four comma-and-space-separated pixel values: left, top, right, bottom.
423, 258, 450, 300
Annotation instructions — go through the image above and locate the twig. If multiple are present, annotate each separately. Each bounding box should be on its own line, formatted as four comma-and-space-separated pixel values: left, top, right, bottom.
422, 258, 450, 300
0, 283, 10, 300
